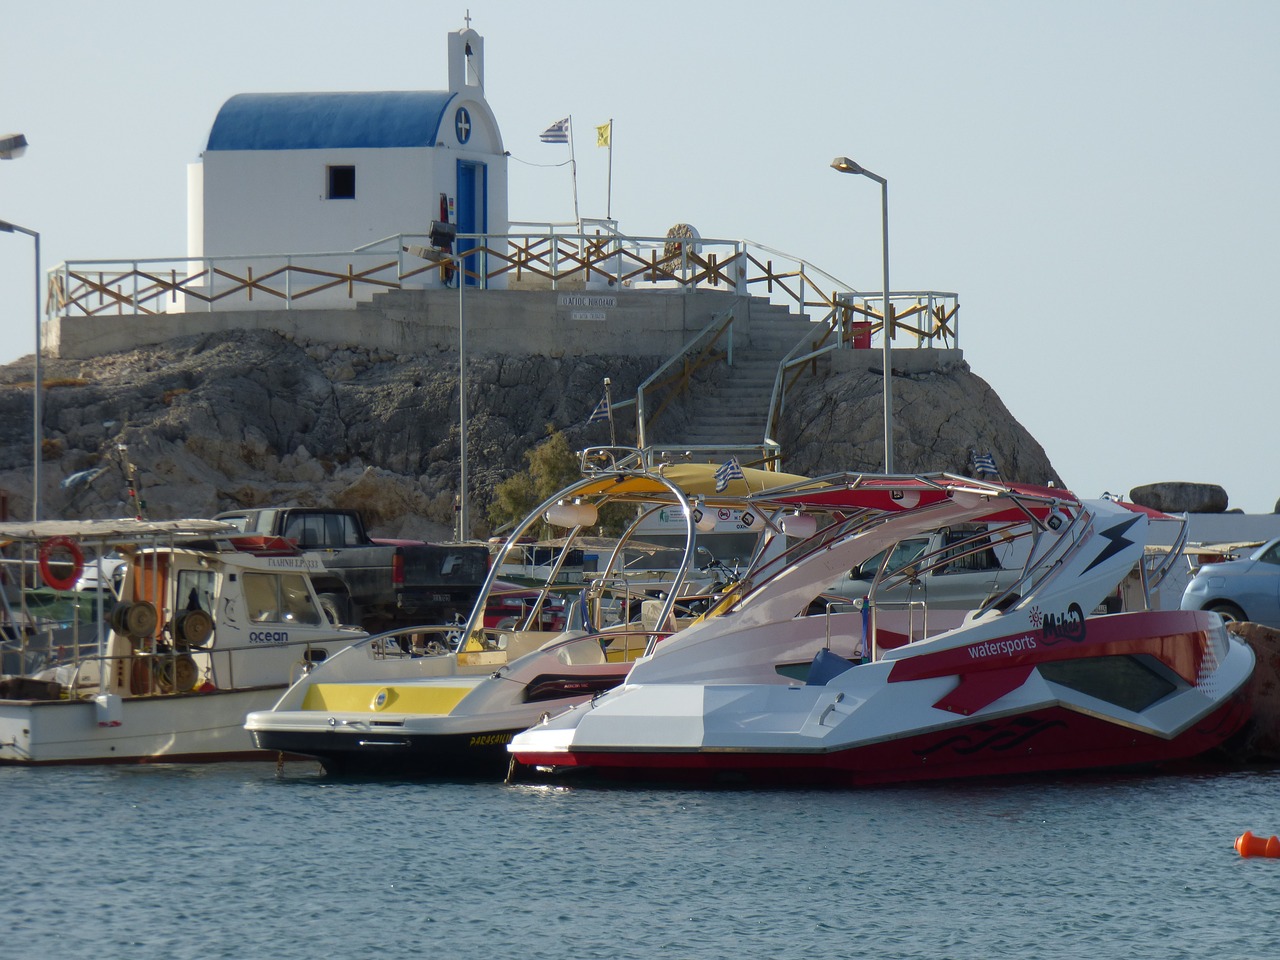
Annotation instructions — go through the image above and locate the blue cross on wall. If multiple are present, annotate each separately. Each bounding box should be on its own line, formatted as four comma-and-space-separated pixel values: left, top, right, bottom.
455, 107, 472, 144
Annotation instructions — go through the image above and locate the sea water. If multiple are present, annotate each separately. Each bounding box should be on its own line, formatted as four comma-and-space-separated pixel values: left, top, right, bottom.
3, 761, 1279, 960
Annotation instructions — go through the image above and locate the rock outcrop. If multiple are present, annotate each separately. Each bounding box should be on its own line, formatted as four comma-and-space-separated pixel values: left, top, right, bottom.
776, 359, 1060, 485
1225, 622, 1280, 763
1130, 481, 1230, 514
0, 328, 1062, 538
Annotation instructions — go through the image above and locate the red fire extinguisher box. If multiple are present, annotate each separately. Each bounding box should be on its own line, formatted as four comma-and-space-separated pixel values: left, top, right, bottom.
850, 322, 872, 349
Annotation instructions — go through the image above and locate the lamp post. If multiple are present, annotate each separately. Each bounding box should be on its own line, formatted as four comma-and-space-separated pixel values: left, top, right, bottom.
456, 253, 469, 542
0, 217, 41, 519
831, 156, 893, 473
406, 229, 470, 542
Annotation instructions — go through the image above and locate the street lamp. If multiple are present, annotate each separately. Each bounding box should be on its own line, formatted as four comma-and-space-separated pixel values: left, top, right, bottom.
0, 217, 41, 519
456, 254, 469, 542
0, 132, 28, 160
831, 156, 894, 473
407, 231, 470, 541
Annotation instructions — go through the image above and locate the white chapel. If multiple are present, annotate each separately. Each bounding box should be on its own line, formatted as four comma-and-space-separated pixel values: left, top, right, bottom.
186, 24, 507, 263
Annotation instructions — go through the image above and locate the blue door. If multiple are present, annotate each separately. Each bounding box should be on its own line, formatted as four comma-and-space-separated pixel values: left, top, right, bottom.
456, 161, 486, 287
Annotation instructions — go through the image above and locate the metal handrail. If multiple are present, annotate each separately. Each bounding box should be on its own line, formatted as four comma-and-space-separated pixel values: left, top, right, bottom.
636, 302, 738, 448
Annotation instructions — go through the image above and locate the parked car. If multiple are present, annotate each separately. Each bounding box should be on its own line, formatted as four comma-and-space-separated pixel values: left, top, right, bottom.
73, 551, 127, 596
829, 524, 1025, 610
1180, 536, 1280, 627
483, 581, 567, 631
213, 507, 489, 633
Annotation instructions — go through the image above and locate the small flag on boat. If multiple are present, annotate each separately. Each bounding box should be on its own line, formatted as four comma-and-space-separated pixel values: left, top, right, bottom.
970, 451, 999, 476
586, 395, 610, 424
540, 117, 570, 143
715, 456, 746, 492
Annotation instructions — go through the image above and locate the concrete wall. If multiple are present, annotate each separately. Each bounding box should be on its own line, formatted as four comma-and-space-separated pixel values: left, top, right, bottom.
830, 346, 964, 376
47, 287, 753, 361
47, 288, 970, 371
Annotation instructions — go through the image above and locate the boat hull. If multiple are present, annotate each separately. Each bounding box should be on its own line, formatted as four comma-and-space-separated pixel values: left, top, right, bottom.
513, 691, 1253, 787
251, 725, 522, 778
0, 687, 288, 765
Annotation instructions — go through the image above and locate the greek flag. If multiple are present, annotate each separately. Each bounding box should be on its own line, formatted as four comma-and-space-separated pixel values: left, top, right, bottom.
970, 451, 999, 476
714, 456, 745, 492
540, 117, 570, 144
586, 396, 610, 424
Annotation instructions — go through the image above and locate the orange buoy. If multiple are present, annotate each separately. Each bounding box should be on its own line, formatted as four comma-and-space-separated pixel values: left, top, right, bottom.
1235, 831, 1280, 858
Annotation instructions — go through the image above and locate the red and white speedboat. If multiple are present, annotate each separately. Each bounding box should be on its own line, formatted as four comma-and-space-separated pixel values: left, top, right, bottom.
509, 474, 1256, 786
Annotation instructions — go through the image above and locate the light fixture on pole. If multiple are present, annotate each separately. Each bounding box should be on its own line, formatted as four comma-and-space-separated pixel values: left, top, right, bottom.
1, 217, 41, 520
831, 156, 894, 473
0, 132, 28, 160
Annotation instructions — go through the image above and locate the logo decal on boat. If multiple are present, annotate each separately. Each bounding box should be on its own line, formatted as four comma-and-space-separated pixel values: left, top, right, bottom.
914, 715, 1068, 759
1083, 516, 1142, 573
1038, 602, 1087, 644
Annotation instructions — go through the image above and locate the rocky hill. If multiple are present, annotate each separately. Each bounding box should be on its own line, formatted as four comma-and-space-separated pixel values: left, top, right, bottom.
0, 328, 1061, 539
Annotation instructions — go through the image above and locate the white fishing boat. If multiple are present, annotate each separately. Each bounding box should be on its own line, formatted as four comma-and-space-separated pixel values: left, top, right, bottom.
0, 519, 365, 764
245, 449, 809, 776
509, 474, 1257, 786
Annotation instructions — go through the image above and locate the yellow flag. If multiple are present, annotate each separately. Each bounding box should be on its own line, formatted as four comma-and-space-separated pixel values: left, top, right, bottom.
596, 122, 611, 148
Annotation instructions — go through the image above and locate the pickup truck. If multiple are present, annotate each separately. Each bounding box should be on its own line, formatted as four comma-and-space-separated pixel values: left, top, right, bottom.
212, 507, 490, 633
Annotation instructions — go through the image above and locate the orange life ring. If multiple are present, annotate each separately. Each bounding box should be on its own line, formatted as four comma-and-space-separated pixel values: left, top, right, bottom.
39, 536, 84, 591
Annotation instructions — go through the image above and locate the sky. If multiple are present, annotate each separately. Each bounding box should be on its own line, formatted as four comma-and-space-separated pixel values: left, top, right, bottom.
1, 1, 1277, 512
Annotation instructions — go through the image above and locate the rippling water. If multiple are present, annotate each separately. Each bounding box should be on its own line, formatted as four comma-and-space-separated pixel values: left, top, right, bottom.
4, 761, 1280, 959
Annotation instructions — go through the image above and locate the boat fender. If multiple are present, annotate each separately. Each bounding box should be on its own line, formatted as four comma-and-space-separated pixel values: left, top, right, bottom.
38, 535, 84, 591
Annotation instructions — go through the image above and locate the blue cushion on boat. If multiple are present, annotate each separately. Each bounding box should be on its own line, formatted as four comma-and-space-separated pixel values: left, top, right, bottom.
806, 647, 856, 685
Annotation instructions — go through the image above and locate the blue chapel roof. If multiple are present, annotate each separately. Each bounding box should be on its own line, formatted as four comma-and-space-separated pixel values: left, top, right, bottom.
206, 91, 456, 151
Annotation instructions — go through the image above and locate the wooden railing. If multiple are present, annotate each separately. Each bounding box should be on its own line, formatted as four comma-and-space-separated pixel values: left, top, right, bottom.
45, 229, 959, 351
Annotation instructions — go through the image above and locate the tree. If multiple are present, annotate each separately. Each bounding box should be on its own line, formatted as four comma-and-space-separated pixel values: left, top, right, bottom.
487, 427, 581, 534
487, 427, 634, 538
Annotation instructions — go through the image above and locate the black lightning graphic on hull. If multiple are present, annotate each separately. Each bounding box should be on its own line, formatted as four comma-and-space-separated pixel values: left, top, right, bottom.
1083, 515, 1141, 573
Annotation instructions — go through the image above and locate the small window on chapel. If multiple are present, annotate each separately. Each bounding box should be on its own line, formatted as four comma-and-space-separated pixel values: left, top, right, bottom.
327, 165, 355, 199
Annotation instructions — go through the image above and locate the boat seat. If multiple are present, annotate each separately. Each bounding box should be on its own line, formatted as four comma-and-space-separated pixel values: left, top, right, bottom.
806, 647, 857, 685
557, 639, 607, 665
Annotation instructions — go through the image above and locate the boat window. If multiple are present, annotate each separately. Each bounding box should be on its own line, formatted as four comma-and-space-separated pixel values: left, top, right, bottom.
174, 568, 216, 615
242, 572, 322, 625
1037, 655, 1180, 712
280, 574, 322, 625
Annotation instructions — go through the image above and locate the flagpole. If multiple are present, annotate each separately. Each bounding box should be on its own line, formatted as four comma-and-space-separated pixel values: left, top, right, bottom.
604, 377, 615, 446
568, 115, 580, 228
606, 119, 613, 221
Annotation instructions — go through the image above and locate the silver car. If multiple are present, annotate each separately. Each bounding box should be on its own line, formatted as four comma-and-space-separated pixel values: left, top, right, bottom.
1180, 536, 1280, 627
829, 525, 1024, 610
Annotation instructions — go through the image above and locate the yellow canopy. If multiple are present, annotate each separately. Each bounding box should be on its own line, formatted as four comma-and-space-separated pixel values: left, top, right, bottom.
566, 462, 811, 504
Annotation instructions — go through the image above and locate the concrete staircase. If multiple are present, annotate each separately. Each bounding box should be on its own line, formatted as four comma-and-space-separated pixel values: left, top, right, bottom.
667, 299, 820, 450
